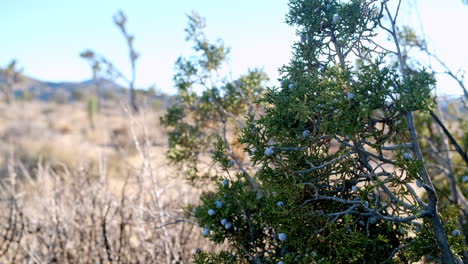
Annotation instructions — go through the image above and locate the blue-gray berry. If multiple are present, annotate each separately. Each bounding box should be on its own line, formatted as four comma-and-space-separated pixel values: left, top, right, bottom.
332, 14, 339, 23
403, 153, 413, 160
278, 233, 287, 241
264, 148, 274, 156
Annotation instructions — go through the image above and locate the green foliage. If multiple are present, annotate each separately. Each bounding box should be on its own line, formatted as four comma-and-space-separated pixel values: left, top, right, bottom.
401, 205, 467, 263
397, 69, 436, 112
189, 0, 464, 263
195, 174, 410, 263
161, 11, 268, 184
193, 251, 237, 264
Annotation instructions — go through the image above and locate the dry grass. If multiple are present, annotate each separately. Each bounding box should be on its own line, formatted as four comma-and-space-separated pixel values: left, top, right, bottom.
0, 101, 214, 263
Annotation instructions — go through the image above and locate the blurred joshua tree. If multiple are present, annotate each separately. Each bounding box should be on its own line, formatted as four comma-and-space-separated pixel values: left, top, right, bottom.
80, 50, 101, 129
160, 11, 268, 186
191, 0, 465, 263
113, 10, 139, 113
80, 50, 102, 111
0, 59, 24, 104
80, 10, 140, 113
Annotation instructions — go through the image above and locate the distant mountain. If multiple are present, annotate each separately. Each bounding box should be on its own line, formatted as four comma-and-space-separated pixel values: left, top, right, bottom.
0, 68, 126, 101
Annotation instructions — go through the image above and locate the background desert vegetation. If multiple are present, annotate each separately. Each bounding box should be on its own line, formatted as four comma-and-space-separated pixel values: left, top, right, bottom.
1, 1, 468, 263
0, 99, 217, 263
0, 5, 223, 262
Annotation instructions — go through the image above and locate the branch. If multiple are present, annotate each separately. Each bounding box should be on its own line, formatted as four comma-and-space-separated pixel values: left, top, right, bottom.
273, 146, 308, 152
422, 48, 468, 99
382, 1, 456, 262
294, 151, 355, 174
336, 137, 396, 165
429, 110, 468, 167
381, 143, 412, 151
154, 218, 199, 230
308, 195, 430, 223
381, 240, 416, 263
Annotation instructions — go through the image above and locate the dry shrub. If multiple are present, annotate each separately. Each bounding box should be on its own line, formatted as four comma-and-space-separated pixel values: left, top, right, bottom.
0, 149, 210, 263
0, 102, 217, 263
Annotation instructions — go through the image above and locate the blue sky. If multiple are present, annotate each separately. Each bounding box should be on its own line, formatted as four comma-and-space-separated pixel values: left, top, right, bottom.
1, 0, 467, 95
